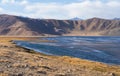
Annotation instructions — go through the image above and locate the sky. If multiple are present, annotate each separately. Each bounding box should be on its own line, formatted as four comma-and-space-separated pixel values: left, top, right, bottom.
0, 0, 120, 19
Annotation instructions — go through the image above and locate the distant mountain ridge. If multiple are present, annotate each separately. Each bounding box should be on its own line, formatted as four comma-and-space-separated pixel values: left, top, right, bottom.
114, 18, 120, 20
0, 14, 120, 36
70, 17, 82, 21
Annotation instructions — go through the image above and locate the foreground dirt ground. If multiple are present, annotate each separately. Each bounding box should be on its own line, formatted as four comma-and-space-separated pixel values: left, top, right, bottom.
0, 37, 120, 76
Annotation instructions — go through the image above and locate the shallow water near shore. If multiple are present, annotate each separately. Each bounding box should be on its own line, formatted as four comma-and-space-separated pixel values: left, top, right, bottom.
14, 36, 120, 65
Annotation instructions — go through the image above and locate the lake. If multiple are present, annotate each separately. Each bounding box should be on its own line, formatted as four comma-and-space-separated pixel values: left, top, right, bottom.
14, 36, 120, 65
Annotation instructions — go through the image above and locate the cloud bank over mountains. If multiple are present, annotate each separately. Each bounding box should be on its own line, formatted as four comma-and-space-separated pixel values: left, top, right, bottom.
0, 0, 120, 19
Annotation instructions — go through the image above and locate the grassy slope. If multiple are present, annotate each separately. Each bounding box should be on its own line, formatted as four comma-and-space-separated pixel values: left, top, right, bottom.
0, 37, 120, 76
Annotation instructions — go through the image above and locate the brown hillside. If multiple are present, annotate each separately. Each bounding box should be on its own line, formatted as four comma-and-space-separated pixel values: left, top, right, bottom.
0, 14, 120, 36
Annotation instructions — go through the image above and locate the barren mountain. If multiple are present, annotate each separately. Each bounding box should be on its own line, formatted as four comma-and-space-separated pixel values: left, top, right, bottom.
0, 14, 120, 36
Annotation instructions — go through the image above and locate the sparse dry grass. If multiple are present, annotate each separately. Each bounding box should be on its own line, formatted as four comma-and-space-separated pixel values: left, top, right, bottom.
0, 37, 120, 76
58, 56, 120, 75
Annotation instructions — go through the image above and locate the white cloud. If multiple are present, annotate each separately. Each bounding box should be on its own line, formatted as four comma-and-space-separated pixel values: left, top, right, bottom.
1, 0, 28, 5
1, 0, 15, 4
24, 0, 120, 19
20, 0, 28, 5
107, 1, 120, 7
1, 0, 9, 3
0, 7, 3, 12
0, 0, 120, 19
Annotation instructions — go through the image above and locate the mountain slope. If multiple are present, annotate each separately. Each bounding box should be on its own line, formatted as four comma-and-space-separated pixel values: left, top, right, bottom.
0, 14, 120, 36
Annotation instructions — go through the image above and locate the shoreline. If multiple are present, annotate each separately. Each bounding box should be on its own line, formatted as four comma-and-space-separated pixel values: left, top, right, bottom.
0, 37, 120, 76
14, 41, 120, 66
13, 37, 120, 65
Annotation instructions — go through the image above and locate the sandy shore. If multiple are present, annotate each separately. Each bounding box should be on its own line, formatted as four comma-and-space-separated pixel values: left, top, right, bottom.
0, 37, 120, 76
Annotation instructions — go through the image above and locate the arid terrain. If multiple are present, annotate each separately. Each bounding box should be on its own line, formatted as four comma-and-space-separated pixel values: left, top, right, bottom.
0, 37, 120, 76
0, 14, 120, 36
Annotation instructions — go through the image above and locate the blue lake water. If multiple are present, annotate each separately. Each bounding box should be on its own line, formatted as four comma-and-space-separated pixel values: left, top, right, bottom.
14, 36, 120, 65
